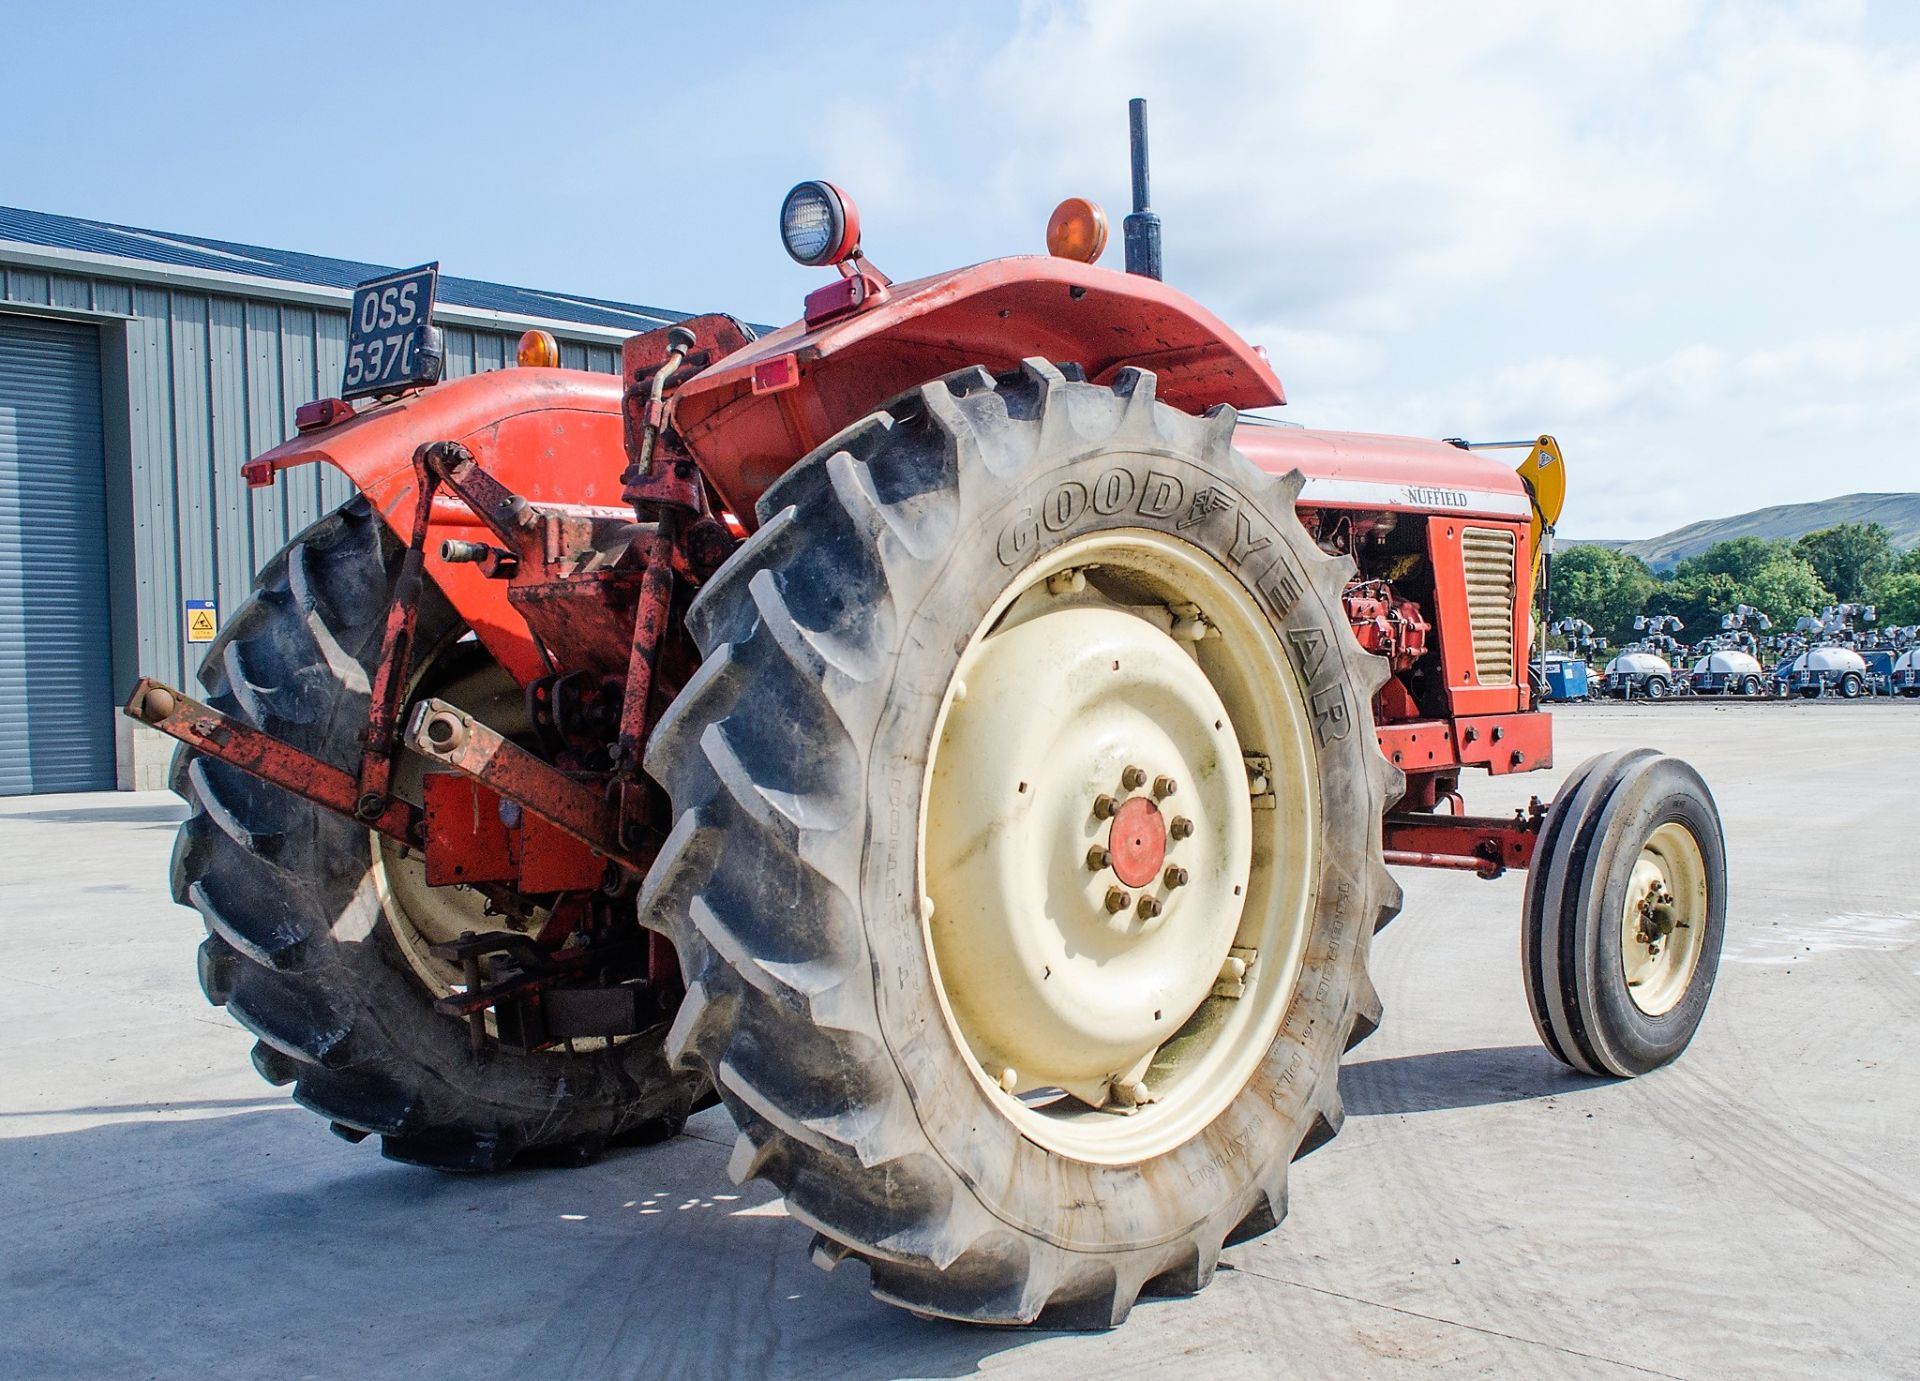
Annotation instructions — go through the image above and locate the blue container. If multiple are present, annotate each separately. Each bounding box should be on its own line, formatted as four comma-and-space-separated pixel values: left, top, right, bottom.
1861, 650, 1894, 696
1543, 658, 1589, 701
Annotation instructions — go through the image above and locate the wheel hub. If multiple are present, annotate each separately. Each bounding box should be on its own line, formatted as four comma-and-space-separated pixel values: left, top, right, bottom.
1107, 795, 1167, 888
1619, 822, 1708, 1016
924, 603, 1253, 1105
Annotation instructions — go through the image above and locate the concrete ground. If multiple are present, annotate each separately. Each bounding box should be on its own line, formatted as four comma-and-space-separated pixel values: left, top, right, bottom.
2, 702, 1916, 1380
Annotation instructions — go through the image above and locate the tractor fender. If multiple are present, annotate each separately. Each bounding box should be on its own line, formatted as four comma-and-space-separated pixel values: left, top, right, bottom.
246, 368, 628, 683
670, 255, 1286, 522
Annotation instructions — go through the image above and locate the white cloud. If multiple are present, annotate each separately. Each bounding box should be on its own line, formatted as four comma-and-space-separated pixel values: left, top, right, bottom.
1301, 328, 1920, 534
790, 1, 1920, 535
1682, 8, 1920, 194
837, 2, 1709, 304
1739, 328, 1920, 388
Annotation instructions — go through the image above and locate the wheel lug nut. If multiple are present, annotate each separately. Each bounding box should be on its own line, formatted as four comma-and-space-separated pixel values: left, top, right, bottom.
1136, 896, 1162, 919
1086, 846, 1111, 871
1104, 887, 1132, 914
1170, 816, 1194, 840
1153, 775, 1177, 799
1093, 794, 1117, 819
1120, 765, 1146, 790
1164, 866, 1188, 888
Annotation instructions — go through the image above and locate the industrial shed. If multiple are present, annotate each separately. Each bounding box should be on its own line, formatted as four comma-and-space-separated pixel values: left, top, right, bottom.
0, 206, 690, 794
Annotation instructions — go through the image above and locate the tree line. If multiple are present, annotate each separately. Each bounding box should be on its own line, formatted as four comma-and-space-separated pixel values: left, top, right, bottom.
1548, 522, 1920, 647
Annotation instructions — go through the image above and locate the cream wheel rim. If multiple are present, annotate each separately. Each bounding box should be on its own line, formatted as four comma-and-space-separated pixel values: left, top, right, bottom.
1619, 820, 1708, 1017
920, 529, 1320, 1165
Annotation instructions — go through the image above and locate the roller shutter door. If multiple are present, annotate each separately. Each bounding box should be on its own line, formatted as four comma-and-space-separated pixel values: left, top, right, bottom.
0, 315, 113, 794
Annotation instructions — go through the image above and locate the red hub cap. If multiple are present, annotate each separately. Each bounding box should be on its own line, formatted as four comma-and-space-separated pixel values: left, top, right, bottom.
1108, 796, 1168, 888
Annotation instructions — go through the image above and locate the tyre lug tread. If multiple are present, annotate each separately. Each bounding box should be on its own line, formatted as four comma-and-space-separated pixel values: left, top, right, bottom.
643, 362, 1400, 1324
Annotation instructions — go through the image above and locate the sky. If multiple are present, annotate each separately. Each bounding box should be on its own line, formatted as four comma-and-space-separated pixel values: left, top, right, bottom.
3, 0, 1917, 538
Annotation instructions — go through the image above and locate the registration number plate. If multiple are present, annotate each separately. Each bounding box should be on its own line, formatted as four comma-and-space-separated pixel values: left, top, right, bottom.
343, 263, 439, 399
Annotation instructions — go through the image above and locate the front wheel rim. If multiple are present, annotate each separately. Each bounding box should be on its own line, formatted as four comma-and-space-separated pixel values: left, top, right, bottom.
1619, 820, 1709, 1016
919, 529, 1320, 1165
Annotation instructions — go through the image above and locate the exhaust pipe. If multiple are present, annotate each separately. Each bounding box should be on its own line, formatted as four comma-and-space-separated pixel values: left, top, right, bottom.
1123, 97, 1163, 280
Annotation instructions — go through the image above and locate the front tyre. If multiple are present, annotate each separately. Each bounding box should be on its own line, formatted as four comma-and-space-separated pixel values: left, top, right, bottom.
641, 361, 1401, 1325
1522, 750, 1726, 1077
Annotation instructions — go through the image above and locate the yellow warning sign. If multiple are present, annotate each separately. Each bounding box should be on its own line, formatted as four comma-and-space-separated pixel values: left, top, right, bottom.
185, 600, 217, 643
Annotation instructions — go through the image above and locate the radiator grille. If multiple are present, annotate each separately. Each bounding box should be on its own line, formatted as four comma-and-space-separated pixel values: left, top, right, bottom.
1462, 527, 1518, 684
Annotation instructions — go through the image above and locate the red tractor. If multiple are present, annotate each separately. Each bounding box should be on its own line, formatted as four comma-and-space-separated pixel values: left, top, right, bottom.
127, 105, 1724, 1327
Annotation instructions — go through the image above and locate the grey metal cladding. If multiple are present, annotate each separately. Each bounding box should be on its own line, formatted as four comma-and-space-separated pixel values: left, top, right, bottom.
0, 204, 690, 332
0, 234, 646, 698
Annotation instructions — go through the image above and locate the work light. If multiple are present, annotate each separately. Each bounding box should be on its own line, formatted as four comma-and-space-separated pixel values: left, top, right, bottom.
780, 181, 860, 267
1046, 197, 1108, 264
516, 329, 559, 368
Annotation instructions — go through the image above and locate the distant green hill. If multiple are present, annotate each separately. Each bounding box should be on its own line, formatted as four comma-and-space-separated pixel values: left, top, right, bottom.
1567, 492, 1920, 570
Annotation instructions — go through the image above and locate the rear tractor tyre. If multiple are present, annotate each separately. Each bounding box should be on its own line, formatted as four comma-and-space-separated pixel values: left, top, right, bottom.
173, 497, 701, 1170
1523, 750, 1726, 1078
641, 360, 1402, 1326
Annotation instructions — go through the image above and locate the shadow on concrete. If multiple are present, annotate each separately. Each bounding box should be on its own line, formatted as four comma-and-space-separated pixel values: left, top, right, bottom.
1341, 1045, 1614, 1117
9, 802, 187, 827
0, 1110, 1049, 1381
0, 1095, 294, 1118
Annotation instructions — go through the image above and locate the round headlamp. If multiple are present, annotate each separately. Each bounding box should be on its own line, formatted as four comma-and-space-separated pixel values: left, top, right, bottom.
780, 181, 860, 267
